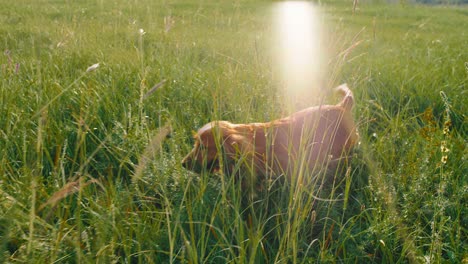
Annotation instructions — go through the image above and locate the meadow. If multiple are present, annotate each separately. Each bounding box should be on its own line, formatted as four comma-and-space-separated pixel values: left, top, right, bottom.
0, 0, 466, 263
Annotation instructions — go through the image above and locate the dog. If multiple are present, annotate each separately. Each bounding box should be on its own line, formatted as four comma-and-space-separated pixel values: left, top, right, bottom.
182, 84, 358, 182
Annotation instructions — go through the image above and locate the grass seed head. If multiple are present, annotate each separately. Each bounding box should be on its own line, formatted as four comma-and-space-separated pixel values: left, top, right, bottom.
86, 63, 100, 72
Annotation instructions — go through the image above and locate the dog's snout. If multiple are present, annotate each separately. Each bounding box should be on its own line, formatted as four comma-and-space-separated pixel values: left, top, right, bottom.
182, 154, 205, 173
181, 156, 192, 169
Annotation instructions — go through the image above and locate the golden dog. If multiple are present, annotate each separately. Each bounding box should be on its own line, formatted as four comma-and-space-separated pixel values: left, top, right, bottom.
182, 84, 358, 181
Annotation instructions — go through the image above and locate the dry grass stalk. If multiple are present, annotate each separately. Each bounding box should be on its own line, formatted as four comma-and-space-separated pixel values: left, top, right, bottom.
132, 124, 172, 185
38, 177, 99, 212
143, 79, 166, 100
164, 16, 175, 33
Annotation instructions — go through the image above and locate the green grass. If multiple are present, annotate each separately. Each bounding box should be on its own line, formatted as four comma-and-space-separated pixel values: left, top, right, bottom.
0, 0, 466, 263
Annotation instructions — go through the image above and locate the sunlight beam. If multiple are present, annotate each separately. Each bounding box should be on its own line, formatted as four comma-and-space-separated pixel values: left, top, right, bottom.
272, 2, 326, 110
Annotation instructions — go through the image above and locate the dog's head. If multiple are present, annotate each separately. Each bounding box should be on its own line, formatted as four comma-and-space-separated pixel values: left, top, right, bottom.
182, 121, 239, 174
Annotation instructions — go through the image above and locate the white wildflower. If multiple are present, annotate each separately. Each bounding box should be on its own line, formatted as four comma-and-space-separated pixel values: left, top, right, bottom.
440, 145, 450, 153
441, 155, 448, 164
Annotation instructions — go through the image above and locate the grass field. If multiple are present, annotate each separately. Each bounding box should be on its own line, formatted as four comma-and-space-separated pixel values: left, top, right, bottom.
0, 0, 466, 263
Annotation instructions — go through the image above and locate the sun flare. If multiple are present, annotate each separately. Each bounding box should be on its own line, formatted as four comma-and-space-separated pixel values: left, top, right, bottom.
272, 2, 326, 110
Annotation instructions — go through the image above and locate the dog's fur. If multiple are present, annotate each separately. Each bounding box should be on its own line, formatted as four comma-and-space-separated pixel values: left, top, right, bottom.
182, 84, 358, 181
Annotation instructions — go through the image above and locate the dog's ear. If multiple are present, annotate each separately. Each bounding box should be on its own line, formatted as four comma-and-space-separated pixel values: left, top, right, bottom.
218, 133, 244, 176
222, 134, 242, 156
222, 133, 253, 162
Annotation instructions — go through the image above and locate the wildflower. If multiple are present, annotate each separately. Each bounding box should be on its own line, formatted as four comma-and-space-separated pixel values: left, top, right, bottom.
443, 127, 450, 135
139, 28, 146, 36
86, 63, 100, 72
441, 155, 448, 164
440, 145, 449, 153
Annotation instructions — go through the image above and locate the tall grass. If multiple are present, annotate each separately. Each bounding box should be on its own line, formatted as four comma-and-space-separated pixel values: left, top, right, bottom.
0, 0, 466, 263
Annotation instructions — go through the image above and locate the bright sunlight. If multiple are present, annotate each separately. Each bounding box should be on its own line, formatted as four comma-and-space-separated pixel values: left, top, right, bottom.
272, 1, 326, 109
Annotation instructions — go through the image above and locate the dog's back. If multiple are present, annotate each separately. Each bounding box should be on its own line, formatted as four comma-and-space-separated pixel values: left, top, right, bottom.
263, 84, 358, 175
